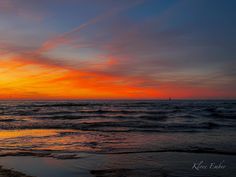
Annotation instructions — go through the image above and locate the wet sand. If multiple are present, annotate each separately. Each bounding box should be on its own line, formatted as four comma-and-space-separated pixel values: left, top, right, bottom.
0, 166, 33, 177
0, 152, 235, 177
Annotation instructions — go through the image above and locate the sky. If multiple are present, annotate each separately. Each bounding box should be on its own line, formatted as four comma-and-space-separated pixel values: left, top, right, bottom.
0, 0, 235, 100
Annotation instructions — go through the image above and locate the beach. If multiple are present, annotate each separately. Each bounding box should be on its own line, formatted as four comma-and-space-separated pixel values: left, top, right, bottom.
1, 0, 235, 175
0, 100, 235, 177
0, 152, 235, 177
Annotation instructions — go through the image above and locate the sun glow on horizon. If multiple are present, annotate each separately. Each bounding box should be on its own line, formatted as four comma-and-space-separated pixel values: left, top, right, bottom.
0, 0, 235, 100
0, 56, 162, 100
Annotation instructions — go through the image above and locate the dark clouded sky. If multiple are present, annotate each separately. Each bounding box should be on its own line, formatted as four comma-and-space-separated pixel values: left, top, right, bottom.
0, 0, 235, 99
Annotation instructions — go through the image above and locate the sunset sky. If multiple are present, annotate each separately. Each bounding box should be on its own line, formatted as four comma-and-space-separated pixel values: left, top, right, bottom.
0, 0, 235, 99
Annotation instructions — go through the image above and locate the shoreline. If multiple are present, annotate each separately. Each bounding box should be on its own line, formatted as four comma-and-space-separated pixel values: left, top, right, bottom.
0, 152, 235, 177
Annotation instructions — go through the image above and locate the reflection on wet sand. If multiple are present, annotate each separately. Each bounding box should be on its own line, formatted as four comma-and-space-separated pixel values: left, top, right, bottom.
0, 152, 235, 177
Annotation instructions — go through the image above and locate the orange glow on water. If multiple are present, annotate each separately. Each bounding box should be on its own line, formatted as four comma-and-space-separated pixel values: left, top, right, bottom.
0, 129, 59, 139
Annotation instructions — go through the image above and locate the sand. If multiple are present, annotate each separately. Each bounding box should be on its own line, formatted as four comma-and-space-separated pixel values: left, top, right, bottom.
0, 166, 33, 177
0, 152, 235, 177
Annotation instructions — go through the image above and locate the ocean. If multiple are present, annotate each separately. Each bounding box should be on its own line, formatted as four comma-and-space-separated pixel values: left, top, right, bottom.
0, 100, 235, 177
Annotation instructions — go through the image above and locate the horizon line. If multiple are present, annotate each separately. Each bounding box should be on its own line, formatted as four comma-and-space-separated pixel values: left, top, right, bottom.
1, 98, 236, 101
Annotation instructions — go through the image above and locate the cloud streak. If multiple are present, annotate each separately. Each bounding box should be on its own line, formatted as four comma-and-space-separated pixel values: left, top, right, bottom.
0, 0, 235, 99
39, 0, 144, 52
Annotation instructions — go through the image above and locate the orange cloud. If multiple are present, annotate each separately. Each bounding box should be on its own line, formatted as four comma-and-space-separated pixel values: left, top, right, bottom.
1, 48, 234, 100
0, 54, 161, 100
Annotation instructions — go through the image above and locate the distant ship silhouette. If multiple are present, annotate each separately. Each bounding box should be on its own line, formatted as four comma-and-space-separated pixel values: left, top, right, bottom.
168, 97, 172, 101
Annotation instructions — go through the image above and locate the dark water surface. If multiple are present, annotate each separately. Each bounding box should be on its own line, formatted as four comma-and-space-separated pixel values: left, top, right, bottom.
0, 100, 235, 176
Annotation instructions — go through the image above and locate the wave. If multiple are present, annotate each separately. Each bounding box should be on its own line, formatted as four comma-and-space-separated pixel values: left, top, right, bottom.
106, 149, 236, 156
0, 147, 235, 160
1, 100, 235, 132
0, 121, 234, 133
0, 119, 19, 122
